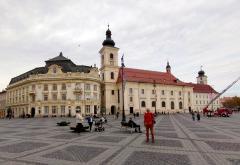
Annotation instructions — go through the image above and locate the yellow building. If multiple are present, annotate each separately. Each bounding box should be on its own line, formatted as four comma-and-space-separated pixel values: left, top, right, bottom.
0, 90, 6, 118
6, 53, 101, 118
100, 27, 220, 115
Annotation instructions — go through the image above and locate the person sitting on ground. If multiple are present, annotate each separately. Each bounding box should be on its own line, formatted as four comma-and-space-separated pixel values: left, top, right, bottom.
128, 117, 142, 133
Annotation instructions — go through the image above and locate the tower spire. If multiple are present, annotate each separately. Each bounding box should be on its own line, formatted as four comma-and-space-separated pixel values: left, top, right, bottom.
166, 61, 171, 73
102, 25, 115, 47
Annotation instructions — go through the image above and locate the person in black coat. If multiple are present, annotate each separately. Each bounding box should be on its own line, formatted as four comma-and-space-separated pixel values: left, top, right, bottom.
197, 112, 201, 121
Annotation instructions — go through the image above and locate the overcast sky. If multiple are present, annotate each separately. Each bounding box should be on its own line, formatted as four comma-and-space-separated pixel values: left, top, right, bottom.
0, 0, 239, 96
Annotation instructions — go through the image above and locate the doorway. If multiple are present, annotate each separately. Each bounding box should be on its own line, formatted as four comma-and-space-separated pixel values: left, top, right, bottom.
130, 107, 134, 114
111, 106, 115, 115
31, 107, 35, 118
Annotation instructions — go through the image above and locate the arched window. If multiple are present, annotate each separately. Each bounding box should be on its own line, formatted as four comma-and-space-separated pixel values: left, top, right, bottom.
76, 106, 81, 113
152, 101, 156, 107
141, 101, 146, 107
111, 72, 114, 79
171, 101, 174, 109
162, 101, 166, 107
110, 53, 114, 59
179, 102, 183, 109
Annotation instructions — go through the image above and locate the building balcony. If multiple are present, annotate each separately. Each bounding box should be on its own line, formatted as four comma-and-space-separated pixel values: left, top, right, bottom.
73, 88, 83, 94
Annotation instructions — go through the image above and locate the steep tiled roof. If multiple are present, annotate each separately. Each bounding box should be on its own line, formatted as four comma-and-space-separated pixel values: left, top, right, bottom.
117, 68, 192, 87
188, 83, 217, 93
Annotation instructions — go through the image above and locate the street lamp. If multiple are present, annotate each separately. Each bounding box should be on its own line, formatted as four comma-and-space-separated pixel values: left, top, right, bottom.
153, 80, 157, 115
121, 55, 126, 122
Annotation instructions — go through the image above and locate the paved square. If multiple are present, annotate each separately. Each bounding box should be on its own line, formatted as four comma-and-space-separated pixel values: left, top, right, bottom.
0, 114, 240, 165
42, 145, 107, 162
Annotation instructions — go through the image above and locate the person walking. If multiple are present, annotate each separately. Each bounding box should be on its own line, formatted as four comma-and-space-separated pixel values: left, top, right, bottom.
197, 112, 201, 121
192, 112, 195, 121
88, 114, 93, 132
144, 109, 155, 143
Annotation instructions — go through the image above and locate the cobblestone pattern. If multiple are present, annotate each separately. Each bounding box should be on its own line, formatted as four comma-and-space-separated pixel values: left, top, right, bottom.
0, 113, 240, 164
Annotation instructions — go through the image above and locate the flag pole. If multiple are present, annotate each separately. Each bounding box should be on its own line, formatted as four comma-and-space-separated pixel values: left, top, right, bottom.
121, 54, 126, 122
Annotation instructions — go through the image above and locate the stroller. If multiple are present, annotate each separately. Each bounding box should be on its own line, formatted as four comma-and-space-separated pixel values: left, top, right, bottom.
94, 119, 105, 132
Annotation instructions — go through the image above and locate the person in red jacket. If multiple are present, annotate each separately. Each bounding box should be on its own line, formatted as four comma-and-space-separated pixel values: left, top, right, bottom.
144, 109, 155, 143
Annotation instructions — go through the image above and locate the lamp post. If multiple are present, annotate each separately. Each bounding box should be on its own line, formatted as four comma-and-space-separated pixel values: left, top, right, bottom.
153, 80, 157, 115
121, 55, 126, 122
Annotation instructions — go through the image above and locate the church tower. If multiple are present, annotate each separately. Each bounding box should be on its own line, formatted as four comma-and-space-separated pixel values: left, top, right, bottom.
166, 61, 171, 73
197, 66, 208, 84
99, 25, 119, 115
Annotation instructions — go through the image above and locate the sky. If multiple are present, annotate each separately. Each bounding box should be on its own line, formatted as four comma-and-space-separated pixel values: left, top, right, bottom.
0, 0, 239, 96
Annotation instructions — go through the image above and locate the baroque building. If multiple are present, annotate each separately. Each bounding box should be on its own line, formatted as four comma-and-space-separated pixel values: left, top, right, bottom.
100, 27, 221, 115
6, 53, 101, 117
5, 26, 221, 118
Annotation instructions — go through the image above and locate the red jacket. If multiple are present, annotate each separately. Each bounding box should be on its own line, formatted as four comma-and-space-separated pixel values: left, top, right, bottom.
144, 112, 154, 126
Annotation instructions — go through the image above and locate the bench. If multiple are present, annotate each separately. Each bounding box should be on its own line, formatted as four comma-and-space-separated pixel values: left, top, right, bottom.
120, 122, 135, 133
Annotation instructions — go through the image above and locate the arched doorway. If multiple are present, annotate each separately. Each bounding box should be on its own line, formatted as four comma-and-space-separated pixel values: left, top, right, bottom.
111, 106, 115, 115
31, 107, 35, 118
76, 106, 81, 113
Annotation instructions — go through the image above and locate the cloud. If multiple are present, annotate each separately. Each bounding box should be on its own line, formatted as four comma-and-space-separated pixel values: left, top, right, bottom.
0, 0, 239, 96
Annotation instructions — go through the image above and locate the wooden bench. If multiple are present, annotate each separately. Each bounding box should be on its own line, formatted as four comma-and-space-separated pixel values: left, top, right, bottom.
120, 122, 135, 133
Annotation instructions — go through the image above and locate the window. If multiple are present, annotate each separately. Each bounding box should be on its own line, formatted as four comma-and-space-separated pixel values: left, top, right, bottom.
52, 106, 57, 114
110, 53, 114, 59
152, 101, 156, 107
93, 93, 98, 99
44, 106, 49, 114
130, 97, 133, 102
94, 85, 97, 91
162, 90, 164, 95
171, 91, 174, 96
171, 101, 174, 109
179, 102, 183, 109
52, 84, 57, 91
179, 91, 181, 96
52, 94, 57, 100
196, 100, 198, 104
102, 73, 104, 80
112, 90, 115, 95
62, 94, 66, 100
44, 94, 48, 101
61, 84, 66, 90
85, 105, 91, 114
32, 84, 35, 90
152, 90, 155, 94
141, 89, 144, 94
129, 88, 133, 94
111, 72, 114, 79
162, 101, 166, 107
61, 106, 65, 114
141, 101, 146, 107
85, 84, 90, 91
75, 83, 81, 89
44, 84, 48, 91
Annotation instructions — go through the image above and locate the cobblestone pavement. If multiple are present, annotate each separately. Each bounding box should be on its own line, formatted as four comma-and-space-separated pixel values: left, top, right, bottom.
0, 113, 240, 165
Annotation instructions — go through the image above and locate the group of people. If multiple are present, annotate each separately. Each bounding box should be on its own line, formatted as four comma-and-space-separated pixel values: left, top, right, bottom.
191, 111, 201, 121
75, 111, 106, 132
75, 109, 156, 143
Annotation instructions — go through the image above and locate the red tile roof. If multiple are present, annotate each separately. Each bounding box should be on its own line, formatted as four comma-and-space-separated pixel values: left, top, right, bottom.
187, 83, 218, 94
117, 67, 192, 87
